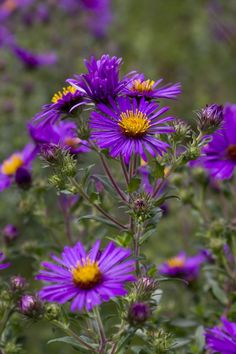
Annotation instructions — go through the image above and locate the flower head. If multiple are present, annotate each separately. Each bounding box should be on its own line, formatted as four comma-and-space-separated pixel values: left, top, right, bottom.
68, 54, 132, 104
29, 120, 89, 155
159, 251, 207, 281
193, 104, 236, 180
2, 224, 18, 244
205, 317, 236, 354
36, 240, 135, 311
12, 45, 57, 69
0, 144, 36, 192
197, 104, 224, 134
0, 251, 10, 270
11, 275, 26, 292
90, 97, 174, 162
33, 86, 86, 125
128, 302, 151, 325
124, 74, 181, 100
19, 294, 42, 317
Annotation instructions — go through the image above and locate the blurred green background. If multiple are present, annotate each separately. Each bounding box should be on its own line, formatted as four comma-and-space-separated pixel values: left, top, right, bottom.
1, 0, 236, 352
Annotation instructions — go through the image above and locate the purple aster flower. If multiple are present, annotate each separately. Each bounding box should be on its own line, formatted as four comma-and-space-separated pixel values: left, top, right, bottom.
159, 251, 207, 282
19, 294, 43, 317
36, 240, 135, 311
128, 302, 151, 325
2, 224, 18, 243
196, 104, 224, 134
11, 275, 26, 292
11, 45, 57, 70
90, 96, 174, 163
193, 104, 236, 180
205, 317, 236, 354
81, 0, 112, 37
68, 54, 133, 104
33, 86, 86, 125
123, 73, 181, 100
29, 120, 89, 154
0, 251, 10, 270
0, 143, 36, 192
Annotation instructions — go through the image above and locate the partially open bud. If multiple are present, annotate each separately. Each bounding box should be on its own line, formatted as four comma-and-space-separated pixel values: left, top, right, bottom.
15, 167, 32, 190
19, 294, 43, 318
197, 104, 224, 134
128, 302, 151, 325
10, 276, 26, 292
2, 224, 19, 244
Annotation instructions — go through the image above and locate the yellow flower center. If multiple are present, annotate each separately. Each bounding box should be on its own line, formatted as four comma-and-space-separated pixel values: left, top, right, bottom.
131, 79, 155, 93
1, 154, 23, 175
167, 256, 185, 268
51, 86, 77, 104
72, 259, 102, 289
64, 137, 81, 148
118, 109, 150, 137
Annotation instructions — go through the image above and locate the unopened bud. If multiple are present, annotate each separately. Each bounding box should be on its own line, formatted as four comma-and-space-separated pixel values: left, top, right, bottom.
197, 104, 224, 134
128, 302, 151, 325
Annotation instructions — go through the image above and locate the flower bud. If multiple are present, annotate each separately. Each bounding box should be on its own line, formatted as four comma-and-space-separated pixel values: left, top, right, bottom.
197, 104, 224, 134
128, 302, 151, 325
19, 294, 43, 317
10, 276, 26, 292
44, 303, 60, 321
15, 167, 32, 190
171, 119, 192, 141
2, 224, 19, 244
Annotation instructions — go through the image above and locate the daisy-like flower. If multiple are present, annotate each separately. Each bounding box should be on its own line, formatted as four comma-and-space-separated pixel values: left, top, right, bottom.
0, 251, 10, 270
68, 54, 133, 104
205, 317, 236, 354
123, 74, 181, 100
0, 144, 36, 192
29, 120, 89, 155
36, 240, 135, 311
33, 86, 86, 125
159, 251, 207, 281
90, 96, 174, 162
193, 104, 236, 180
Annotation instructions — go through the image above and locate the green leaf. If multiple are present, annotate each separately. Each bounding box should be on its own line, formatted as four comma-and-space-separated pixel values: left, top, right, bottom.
127, 177, 141, 193
150, 160, 165, 179
77, 215, 121, 229
195, 325, 205, 350
210, 281, 228, 305
47, 336, 92, 353
139, 228, 157, 245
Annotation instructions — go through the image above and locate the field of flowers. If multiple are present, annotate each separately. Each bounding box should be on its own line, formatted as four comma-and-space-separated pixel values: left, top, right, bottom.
1, 1, 236, 353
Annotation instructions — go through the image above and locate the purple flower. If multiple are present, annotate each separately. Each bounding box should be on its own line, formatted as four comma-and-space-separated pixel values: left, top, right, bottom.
205, 317, 236, 354
0, 144, 36, 192
193, 104, 236, 180
11, 275, 26, 292
2, 224, 18, 243
128, 302, 151, 325
36, 240, 135, 311
0, 251, 10, 270
33, 86, 86, 125
197, 104, 224, 133
29, 120, 89, 154
12, 45, 57, 70
19, 294, 42, 317
90, 96, 174, 163
159, 251, 207, 281
68, 55, 133, 104
123, 73, 181, 100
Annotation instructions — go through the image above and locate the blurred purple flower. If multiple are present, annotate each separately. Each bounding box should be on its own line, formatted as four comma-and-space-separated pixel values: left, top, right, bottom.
193, 104, 236, 180
159, 251, 208, 281
205, 317, 236, 354
0, 251, 10, 270
11, 45, 57, 70
2, 224, 18, 243
0, 143, 36, 192
29, 120, 89, 155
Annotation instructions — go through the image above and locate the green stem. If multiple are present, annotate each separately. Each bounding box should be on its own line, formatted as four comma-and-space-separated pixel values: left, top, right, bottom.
70, 178, 127, 231
52, 320, 97, 352
94, 307, 106, 353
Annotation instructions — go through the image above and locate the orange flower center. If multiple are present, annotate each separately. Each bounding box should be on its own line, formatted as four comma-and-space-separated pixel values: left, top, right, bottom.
167, 256, 185, 268
131, 79, 155, 93
72, 258, 102, 289
1, 154, 23, 175
118, 109, 150, 137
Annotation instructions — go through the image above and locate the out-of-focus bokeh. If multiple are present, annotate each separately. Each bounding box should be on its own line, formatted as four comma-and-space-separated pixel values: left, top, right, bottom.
1, 0, 236, 352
